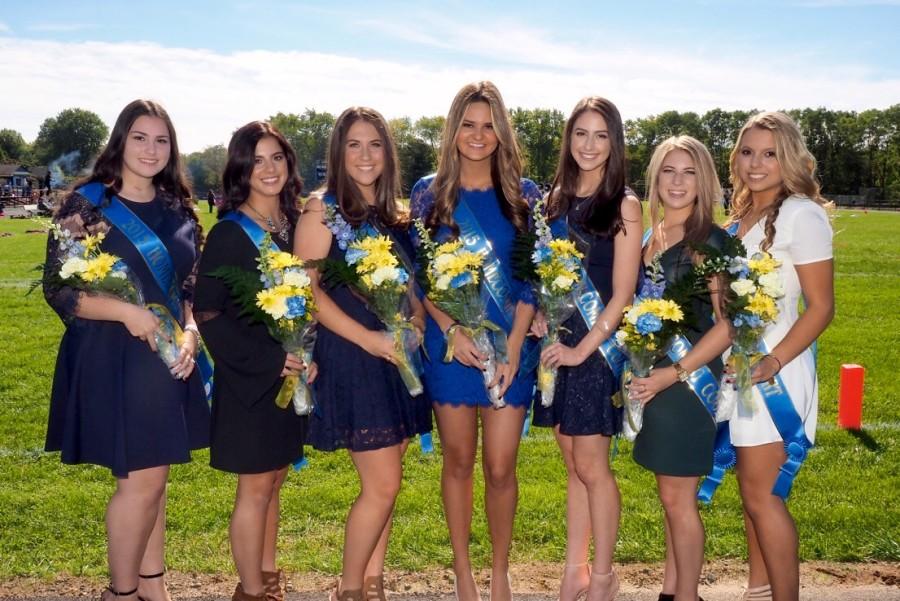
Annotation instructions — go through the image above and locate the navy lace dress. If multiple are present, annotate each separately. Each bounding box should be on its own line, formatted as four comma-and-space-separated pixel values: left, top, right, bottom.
532, 196, 623, 436
43, 189, 210, 477
308, 201, 427, 452
410, 176, 541, 408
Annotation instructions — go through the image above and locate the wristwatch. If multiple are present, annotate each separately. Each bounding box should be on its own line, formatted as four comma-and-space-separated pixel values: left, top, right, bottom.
672, 361, 690, 382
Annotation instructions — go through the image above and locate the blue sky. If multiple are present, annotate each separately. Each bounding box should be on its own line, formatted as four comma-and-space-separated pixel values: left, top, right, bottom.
2, 0, 899, 152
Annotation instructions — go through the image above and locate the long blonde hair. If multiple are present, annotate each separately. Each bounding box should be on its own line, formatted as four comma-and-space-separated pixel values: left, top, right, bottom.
727, 111, 829, 251
426, 81, 529, 235
646, 135, 720, 252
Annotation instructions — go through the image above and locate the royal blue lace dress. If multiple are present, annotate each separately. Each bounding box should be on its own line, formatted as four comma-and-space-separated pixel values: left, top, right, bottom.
308, 198, 428, 452
43, 189, 210, 477
410, 176, 541, 408
532, 197, 622, 436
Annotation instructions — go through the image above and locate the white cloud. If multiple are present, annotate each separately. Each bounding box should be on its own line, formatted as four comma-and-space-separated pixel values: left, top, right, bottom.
0, 22, 9, 33
1, 32, 898, 154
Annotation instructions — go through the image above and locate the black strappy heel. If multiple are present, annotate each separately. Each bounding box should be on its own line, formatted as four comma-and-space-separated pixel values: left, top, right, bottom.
103, 586, 138, 600
137, 571, 166, 601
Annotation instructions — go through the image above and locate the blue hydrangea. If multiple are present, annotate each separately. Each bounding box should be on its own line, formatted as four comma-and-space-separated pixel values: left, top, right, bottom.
744, 313, 762, 328
397, 269, 409, 284
635, 313, 663, 335
450, 271, 474, 289
285, 295, 307, 319
345, 247, 366, 265
532, 246, 551, 263
733, 316, 744, 327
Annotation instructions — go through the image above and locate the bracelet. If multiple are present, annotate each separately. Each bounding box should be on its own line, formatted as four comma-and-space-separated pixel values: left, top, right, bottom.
443, 321, 459, 339
765, 353, 783, 373
183, 324, 201, 348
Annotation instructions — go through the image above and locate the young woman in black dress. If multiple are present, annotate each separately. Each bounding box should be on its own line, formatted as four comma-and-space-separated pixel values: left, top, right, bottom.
629, 136, 733, 601
531, 97, 643, 601
193, 122, 310, 601
43, 99, 209, 601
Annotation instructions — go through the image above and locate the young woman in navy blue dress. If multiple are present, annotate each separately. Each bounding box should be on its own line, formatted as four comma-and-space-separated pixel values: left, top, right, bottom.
194, 122, 310, 601
531, 97, 643, 601
43, 100, 209, 601
294, 107, 426, 601
410, 81, 541, 601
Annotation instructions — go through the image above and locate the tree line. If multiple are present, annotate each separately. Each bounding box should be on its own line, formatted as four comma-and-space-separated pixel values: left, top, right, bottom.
4, 105, 899, 200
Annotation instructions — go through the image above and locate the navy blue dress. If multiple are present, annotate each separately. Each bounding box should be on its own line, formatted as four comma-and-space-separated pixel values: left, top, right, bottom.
532, 196, 622, 436
410, 176, 542, 408
44, 189, 210, 477
308, 201, 427, 452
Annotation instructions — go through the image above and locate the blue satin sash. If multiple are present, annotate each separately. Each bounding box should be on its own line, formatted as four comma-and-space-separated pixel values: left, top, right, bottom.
724, 220, 813, 499
564, 220, 627, 377
78, 182, 214, 400
455, 196, 540, 373
221, 210, 278, 252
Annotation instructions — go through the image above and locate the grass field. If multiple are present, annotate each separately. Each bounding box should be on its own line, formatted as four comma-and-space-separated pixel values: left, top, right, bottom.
0, 208, 897, 578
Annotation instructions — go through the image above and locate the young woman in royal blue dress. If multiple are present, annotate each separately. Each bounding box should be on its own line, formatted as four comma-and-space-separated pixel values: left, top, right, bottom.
294, 107, 427, 601
194, 122, 310, 601
43, 99, 209, 601
530, 97, 642, 601
410, 81, 541, 601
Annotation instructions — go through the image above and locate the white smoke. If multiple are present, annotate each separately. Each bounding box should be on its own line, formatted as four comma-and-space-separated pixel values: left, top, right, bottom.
48, 150, 81, 189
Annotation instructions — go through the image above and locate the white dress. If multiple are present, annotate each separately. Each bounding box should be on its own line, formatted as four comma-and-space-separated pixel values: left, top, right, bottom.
727, 194, 833, 447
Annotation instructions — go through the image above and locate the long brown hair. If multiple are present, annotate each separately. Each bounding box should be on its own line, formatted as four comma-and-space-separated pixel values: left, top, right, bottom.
320, 106, 405, 228
220, 121, 303, 225
646, 135, 720, 254
547, 96, 627, 237
426, 81, 529, 235
727, 111, 829, 251
78, 99, 199, 236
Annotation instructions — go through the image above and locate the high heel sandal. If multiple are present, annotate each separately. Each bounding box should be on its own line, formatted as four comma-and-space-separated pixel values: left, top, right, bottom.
560, 563, 591, 601
453, 573, 483, 601
231, 582, 268, 601
363, 575, 387, 601
101, 586, 138, 601
137, 571, 166, 601
741, 584, 772, 601
587, 570, 619, 601
329, 580, 364, 601
261, 569, 284, 601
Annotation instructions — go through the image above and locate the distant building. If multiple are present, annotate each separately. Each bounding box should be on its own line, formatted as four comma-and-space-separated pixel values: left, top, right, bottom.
0, 164, 47, 201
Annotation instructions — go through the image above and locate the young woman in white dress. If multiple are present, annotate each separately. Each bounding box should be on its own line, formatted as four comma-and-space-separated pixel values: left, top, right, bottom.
725, 111, 834, 601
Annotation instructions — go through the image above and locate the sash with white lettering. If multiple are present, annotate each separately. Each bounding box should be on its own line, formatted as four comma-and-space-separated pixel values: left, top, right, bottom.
561, 219, 627, 377
78, 182, 214, 399
455, 196, 540, 372
725, 221, 813, 499
640, 229, 734, 501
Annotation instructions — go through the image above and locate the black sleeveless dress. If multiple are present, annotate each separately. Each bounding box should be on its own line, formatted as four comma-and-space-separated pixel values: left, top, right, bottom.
532, 197, 622, 436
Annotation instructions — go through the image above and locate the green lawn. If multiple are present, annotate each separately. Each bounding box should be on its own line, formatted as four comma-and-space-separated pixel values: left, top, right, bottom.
0, 208, 897, 578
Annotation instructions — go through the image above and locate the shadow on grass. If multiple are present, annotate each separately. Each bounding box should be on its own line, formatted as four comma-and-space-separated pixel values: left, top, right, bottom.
846, 428, 883, 452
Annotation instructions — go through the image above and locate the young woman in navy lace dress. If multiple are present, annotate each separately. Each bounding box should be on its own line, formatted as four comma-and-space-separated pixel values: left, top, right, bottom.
294, 107, 427, 601
43, 99, 209, 601
531, 97, 643, 601
410, 81, 541, 601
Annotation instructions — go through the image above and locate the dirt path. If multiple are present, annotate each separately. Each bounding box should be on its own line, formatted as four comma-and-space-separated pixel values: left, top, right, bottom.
2, 561, 898, 600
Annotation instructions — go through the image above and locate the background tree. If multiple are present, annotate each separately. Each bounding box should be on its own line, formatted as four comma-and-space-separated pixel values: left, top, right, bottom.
510, 107, 565, 185
184, 144, 227, 196
269, 109, 335, 190
389, 117, 434, 196
413, 115, 445, 169
32, 108, 108, 173
0, 129, 30, 163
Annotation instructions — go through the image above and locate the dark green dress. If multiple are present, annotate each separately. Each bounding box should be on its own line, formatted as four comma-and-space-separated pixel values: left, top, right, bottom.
632, 226, 727, 476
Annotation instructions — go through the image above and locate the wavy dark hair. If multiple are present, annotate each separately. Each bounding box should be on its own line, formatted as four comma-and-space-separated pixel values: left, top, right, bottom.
219, 121, 303, 225
547, 96, 627, 237
320, 106, 406, 228
427, 81, 529, 236
77, 99, 199, 233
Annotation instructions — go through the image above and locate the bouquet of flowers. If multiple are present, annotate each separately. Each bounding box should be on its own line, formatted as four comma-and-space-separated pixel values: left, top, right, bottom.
523, 197, 583, 407
614, 255, 686, 440
696, 241, 783, 417
335, 232, 424, 396
211, 234, 317, 415
415, 219, 508, 408
42, 223, 186, 370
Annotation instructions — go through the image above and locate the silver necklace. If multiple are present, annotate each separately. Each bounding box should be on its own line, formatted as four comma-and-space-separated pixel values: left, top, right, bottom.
245, 202, 290, 243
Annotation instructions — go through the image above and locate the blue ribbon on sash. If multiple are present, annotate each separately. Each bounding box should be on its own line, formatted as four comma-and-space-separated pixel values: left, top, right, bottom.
77, 182, 214, 400
221, 210, 278, 252
722, 220, 813, 500
454, 196, 540, 373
